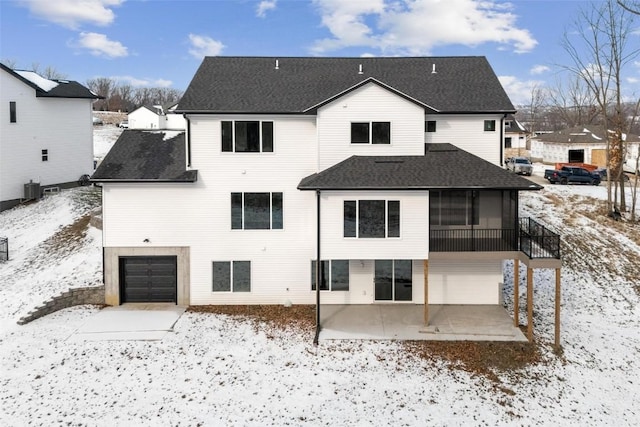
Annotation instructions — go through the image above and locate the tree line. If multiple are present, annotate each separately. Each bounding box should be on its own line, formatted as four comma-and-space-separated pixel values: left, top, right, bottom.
85, 77, 183, 112
517, 0, 640, 220
0, 59, 182, 113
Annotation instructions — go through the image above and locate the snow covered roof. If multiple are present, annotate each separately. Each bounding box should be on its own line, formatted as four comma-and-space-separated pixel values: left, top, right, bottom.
1, 63, 100, 100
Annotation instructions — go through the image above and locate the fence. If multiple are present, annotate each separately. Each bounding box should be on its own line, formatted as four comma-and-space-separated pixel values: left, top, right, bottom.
0, 237, 7, 262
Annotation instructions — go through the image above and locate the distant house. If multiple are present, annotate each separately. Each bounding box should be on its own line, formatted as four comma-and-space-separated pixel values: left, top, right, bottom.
127, 102, 185, 130
0, 63, 100, 212
503, 114, 528, 158
531, 126, 640, 167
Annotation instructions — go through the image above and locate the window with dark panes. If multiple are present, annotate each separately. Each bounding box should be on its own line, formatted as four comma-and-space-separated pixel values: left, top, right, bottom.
426, 121, 436, 132
231, 192, 283, 230
359, 200, 386, 238
311, 260, 330, 290
351, 122, 369, 143
212, 261, 251, 292
484, 120, 496, 131
9, 101, 16, 123
430, 190, 479, 226
343, 201, 357, 237
311, 260, 349, 291
344, 200, 400, 238
372, 122, 390, 144
41, 149, 48, 162
221, 120, 273, 152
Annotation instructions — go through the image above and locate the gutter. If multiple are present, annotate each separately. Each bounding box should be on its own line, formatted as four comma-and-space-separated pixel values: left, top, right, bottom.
184, 114, 192, 168
500, 114, 507, 166
314, 190, 321, 345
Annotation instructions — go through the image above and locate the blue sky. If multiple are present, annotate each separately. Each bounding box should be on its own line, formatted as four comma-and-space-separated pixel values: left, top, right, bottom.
1, 0, 638, 105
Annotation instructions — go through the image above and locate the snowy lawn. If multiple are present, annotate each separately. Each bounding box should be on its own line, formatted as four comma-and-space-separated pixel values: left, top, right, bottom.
1, 171, 639, 425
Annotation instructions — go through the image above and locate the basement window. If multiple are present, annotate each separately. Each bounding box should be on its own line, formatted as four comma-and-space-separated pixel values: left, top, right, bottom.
311, 260, 349, 291
212, 261, 251, 292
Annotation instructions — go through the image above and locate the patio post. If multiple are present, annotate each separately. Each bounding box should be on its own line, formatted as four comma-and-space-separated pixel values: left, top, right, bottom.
423, 259, 429, 325
527, 267, 533, 341
513, 258, 519, 327
314, 190, 321, 345
555, 267, 561, 348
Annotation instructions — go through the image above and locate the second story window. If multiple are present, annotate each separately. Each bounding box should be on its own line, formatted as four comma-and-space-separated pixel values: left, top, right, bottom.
9, 101, 16, 123
484, 120, 496, 131
344, 200, 400, 238
231, 192, 283, 230
425, 121, 436, 132
222, 121, 273, 153
351, 122, 391, 144
41, 149, 48, 162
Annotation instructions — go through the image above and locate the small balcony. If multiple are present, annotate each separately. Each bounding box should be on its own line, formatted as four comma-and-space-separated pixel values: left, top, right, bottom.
429, 217, 560, 260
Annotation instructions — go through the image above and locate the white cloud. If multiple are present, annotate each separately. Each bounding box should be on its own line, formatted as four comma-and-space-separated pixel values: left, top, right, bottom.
627, 77, 639, 84
188, 34, 225, 59
498, 75, 545, 105
257, 0, 277, 18
311, 0, 537, 55
112, 76, 173, 87
75, 32, 128, 58
19, 0, 123, 29
530, 65, 550, 75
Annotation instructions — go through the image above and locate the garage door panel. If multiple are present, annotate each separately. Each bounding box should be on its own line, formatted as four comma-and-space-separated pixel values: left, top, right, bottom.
120, 256, 177, 303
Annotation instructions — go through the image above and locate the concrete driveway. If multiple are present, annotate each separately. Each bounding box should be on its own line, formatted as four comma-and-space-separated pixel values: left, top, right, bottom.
69, 303, 186, 341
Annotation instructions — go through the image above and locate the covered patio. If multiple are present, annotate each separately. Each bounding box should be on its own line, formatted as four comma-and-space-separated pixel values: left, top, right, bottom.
319, 304, 527, 342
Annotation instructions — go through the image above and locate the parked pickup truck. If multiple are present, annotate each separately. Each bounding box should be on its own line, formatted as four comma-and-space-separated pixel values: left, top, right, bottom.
506, 157, 533, 176
545, 166, 601, 185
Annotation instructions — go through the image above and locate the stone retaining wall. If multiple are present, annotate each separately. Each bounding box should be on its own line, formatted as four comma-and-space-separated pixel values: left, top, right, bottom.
17, 285, 106, 325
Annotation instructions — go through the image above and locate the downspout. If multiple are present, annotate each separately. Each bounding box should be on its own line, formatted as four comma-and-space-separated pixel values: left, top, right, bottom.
500, 114, 507, 166
314, 189, 321, 345
184, 114, 192, 168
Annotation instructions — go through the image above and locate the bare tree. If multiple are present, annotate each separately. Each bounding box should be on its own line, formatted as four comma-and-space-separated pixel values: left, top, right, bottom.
86, 77, 116, 111
617, 0, 640, 14
561, 0, 639, 214
30, 63, 67, 80
1, 58, 17, 68
548, 74, 599, 128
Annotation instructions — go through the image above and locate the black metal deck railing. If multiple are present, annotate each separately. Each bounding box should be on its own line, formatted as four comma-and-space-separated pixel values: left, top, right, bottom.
518, 217, 561, 259
429, 218, 560, 259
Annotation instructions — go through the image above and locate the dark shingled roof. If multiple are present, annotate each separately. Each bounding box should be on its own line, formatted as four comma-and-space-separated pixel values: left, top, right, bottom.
1, 63, 101, 99
538, 126, 640, 144
298, 144, 541, 191
177, 56, 515, 114
91, 130, 197, 182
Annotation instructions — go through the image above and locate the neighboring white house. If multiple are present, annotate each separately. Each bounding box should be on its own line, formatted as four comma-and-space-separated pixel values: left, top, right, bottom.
531, 126, 640, 167
92, 57, 559, 332
503, 114, 528, 157
127, 103, 185, 130
0, 63, 100, 211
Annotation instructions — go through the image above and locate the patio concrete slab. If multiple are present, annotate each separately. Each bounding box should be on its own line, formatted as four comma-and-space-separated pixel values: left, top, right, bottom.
69, 303, 186, 342
319, 304, 527, 342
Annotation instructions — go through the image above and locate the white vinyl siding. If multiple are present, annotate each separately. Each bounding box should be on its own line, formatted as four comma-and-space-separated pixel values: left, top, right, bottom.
317, 83, 425, 170
428, 260, 502, 304
0, 70, 94, 205
424, 114, 503, 165
321, 191, 429, 260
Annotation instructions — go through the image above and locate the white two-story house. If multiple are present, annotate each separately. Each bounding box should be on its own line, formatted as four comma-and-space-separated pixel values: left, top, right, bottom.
0, 63, 100, 211
92, 57, 560, 334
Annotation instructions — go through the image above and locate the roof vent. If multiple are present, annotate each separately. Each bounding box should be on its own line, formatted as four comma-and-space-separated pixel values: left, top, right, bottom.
358, 64, 363, 75
275, 59, 279, 70
431, 64, 437, 74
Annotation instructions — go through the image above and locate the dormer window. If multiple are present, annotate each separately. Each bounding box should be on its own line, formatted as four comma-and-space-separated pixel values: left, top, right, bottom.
351, 122, 391, 144
222, 121, 273, 152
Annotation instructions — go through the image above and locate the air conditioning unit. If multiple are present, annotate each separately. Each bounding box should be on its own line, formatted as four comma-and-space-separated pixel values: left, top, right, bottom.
24, 181, 41, 201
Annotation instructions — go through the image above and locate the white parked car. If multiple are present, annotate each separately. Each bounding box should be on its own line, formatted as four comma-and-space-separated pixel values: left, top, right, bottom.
118, 120, 129, 128
506, 157, 533, 176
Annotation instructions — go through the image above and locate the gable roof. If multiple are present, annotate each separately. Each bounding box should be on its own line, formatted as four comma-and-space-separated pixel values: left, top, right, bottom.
91, 130, 197, 182
298, 144, 541, 191
177, 56, 515, 114
1, 63, 101, 99
505, 114, 527, 133
538, 126, 640, 144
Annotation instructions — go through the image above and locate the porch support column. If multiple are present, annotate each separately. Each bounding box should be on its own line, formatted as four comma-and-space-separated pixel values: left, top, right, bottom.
555, 267, 561, 349
513, 259, 519, 328
527, 267, 533, 342
314, 190, 321, 345
423, 259, 429, 325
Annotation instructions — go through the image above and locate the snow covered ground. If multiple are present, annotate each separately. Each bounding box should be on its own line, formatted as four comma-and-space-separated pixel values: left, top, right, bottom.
0, 158, 639, 425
